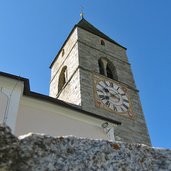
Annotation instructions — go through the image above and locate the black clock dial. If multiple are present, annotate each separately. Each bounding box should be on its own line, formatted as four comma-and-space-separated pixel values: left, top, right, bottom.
96, 80, 129, 113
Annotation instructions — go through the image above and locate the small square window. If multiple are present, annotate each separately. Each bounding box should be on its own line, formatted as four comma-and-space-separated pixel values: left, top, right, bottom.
62, 49, 65, 56
101, 40, 105, 46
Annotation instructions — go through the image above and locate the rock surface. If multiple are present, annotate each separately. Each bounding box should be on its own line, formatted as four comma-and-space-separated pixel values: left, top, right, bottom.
0, 124, 20, 171
0, 125, 171, 171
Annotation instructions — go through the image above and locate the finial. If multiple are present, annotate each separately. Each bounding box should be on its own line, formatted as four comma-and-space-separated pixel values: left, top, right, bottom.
80, 5, 84, 19
80, 12, 84, 19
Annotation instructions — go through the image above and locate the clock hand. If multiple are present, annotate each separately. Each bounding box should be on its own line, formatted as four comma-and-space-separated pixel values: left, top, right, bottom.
99, 94, 109, 100
109, 90, 120, 96
103, 87, 109, 93
105, 96, 109, 100
110, 93, 120, 102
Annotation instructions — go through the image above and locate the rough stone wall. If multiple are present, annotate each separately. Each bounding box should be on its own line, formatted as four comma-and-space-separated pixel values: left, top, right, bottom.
49, 26, 150, 145
50, 29, 82, 106
50, 28, 78, 97
77, 27, 129, 63
78, 68, 149, 145
50, 29, 78, 82
58, 68, 81, 106
77, 28, 151, 146
1, 125, 171, 171
77, 27, 136, 98
0, 124, 20, 171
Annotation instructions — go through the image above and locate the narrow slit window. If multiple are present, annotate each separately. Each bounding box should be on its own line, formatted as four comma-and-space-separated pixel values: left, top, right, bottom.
101, 40, 105, 46
62, 49, 65, 57
58, 66, 67, 93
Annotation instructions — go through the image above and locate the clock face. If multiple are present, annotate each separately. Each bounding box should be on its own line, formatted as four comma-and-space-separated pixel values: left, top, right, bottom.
96, 80, 129, 113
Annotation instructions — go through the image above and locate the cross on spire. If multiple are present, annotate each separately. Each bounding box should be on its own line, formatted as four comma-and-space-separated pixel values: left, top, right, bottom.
80, 5, 84, 19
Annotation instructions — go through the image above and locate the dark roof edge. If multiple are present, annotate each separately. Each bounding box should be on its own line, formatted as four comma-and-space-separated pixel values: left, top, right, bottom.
0, 71, 121, 125
0, 71, 30, 93
25, 91, 121, 125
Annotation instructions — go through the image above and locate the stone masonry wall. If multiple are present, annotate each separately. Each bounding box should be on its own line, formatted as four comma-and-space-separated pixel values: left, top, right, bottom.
79, 68, 150, 145
1, 124, 171, 171
49, 26, 150, 145
77, 28, 151, 146
50, 29, 82, 106
77, 27, 129, 63
50, 28, 79, 98
77, 30, 136, 88
58, 68, 81, 106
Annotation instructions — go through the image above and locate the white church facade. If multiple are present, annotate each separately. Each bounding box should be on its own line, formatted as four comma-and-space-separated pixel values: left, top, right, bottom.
0, 18, 151, 145
0, 71, 119, 140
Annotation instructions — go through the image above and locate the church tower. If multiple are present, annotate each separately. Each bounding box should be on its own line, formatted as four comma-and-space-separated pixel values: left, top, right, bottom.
50, 18, 151, 145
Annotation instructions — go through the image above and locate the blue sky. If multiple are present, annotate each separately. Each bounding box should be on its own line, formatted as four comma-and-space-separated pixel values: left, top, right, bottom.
1, 1, 171, 149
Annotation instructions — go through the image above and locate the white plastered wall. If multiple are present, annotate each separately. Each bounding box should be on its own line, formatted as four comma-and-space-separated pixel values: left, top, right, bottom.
0, 76, 24, 132
15, 96, 112, 140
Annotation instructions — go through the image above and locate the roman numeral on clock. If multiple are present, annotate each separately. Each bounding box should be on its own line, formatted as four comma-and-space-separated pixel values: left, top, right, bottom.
123, 99, 129, 103
97, 89, 103, 94
97, 83, 104, 89
113, 105, 117, 111
123, 103, 129, 110
120, 106, 125, 112
105, 101, 110, 107
99, 94, 106, 100
110, 82, 113, 87
104, 81, 108, 87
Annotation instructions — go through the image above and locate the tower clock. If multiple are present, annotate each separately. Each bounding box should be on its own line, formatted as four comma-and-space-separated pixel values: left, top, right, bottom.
95, 79, 130, 114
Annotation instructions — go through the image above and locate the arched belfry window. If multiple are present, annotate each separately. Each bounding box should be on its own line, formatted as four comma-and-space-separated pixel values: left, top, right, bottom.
106, 63, 113, 79
98, 58, 118, 80
58, 66, 67, 93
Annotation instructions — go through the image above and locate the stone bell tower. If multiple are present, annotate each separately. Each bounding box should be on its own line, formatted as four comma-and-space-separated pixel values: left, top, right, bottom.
49, 18, 151, 146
